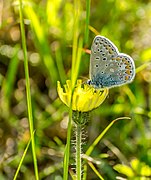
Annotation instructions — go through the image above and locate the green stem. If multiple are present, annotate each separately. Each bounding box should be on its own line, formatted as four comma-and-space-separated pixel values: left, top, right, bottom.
19, 1, 39, 179
72, 111, 89, 180
76, 123, 82, 180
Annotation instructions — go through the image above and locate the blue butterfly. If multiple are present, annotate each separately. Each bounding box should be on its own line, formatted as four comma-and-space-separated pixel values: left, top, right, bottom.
88, 35, 135, 89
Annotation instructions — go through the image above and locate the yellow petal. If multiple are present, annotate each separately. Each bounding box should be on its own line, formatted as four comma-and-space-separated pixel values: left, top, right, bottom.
57, 80, 109, 112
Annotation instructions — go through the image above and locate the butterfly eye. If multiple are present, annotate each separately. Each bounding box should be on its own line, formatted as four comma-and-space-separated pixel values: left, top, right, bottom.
87, 80, 91, 85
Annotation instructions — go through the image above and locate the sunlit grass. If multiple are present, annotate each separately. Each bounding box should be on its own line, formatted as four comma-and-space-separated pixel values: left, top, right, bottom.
24, 5, 58, 85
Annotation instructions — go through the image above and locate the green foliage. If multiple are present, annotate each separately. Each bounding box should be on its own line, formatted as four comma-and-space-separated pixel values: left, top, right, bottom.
114, 158, 151, 179
0, 0, 151, 179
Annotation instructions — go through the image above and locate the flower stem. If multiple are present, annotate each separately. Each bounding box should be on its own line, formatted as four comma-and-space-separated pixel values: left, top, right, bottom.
76, 123, 82, 180
72, 111, 89, 180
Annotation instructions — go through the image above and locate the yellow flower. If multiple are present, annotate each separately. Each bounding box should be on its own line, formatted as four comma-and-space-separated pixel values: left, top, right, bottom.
57, 80, 109, 112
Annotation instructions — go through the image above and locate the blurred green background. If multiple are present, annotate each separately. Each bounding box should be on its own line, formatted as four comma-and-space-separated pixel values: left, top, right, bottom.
0, 0, 151, 179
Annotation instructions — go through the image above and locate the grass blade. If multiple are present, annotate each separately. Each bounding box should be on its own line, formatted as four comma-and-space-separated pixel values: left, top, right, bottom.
88, 162, 104, 180
1, 45, 20, 115
13, 132, 34, 180
84, 0, 91, 45
86, 117, 131, 156
19, 0, 39, 179
83, 117, 130, 180
24, 5, 58, 85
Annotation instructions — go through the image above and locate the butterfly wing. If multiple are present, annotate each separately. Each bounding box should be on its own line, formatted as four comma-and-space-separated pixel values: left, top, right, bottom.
89, 35, 135, 89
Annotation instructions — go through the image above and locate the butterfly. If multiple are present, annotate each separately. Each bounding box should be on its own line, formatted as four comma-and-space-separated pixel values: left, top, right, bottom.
88, 35, 135, 89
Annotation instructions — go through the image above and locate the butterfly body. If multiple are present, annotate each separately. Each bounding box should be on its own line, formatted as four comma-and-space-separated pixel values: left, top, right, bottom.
89, 35, 135, 89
